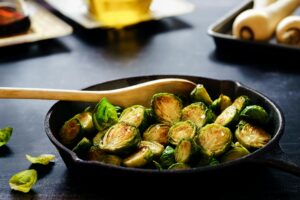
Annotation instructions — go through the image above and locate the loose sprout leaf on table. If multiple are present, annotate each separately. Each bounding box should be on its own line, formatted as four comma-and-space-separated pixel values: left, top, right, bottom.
58, 83, 272, 170
26, 154, 56, 165
0, 127, 13, 147
9, 169, 37, 193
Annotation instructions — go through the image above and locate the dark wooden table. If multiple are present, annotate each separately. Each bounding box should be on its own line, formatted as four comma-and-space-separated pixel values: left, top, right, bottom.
1, 0, 300, 199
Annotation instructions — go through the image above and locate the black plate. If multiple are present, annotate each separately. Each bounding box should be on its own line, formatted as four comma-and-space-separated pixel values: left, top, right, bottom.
44, 75, 300, 179
207, 0, 300, 58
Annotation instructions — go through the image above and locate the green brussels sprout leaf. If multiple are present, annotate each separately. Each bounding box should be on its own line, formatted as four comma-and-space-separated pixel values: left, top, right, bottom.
9, 169, 37, 193
0, 127, 13, 147
26, 154, 55, 165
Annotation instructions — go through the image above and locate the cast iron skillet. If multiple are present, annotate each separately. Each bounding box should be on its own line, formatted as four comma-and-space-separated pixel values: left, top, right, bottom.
44, 75, 300, 177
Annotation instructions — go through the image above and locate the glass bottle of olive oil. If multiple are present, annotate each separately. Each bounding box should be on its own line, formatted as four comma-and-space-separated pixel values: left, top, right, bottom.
87, 0, 152, 28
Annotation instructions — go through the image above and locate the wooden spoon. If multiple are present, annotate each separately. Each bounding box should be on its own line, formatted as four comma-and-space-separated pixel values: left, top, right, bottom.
0, 78, 196, 107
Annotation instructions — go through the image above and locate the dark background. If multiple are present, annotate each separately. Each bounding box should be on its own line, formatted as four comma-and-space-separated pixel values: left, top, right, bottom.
0, 0, 299, 199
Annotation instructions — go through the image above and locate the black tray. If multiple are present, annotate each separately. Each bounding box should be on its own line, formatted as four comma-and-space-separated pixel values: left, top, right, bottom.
207, 0, 300, 59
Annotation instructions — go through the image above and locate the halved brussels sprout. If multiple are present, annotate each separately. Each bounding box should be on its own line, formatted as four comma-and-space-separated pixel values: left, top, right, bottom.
181, 102, 215, 129
101, 154, 122, 166
235, 120, 271, 149
240, 105, 269, 125
59, 118, 82, 146
119, 105, 150, 131
26, 154, 55, 165
139, 141, 164, 158
123, 146, 154, 168
190, 84, 213, 105
0, 127, 13, 147
168, 163, 190, 170
99, 122, 141, 154
142, 124, 170, 146
195, 124, 232, 157
151, 93, 183, 125
86, 146, 106, 161
168, 120, 196, 146
75, 111, 94, 134
231, 95, 250, 112
214, 105, 239, 127
211, 94, 232, 113
92, 129, 107, 146
93, 97, 119, 131
9, 169, 37, 193
175, 138, 200, 164
159, 146, 176, 169
72, 137, 92, 158
221, 142, 250, 162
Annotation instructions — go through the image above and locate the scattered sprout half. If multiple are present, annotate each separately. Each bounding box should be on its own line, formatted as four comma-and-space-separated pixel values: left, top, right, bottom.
26, 154, 55, 165
0, 127, 13, 147
9, 169, 37, 193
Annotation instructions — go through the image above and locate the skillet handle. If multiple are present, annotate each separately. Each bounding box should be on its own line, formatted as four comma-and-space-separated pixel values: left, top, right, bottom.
248, 145, 300, 176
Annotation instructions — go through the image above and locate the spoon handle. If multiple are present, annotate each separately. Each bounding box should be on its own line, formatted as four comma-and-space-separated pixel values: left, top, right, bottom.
0, 79, 196, 107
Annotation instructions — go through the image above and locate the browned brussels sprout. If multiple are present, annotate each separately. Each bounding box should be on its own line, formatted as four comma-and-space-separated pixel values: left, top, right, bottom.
100, 154, 122, 166
235, 120, 271, 149
151, 93, 183, 125
0, 127, 13, 147
59, 111, 94, 146
93, 97, 119, 131
231, 95, 250, 112
142, 123, 170, 146
159, 146, 176, 169
139, 141, 164, 158
211, 94, 232, 113
123, 146, 154, 168
175, 138, 200, 164
86, 146, 106, 161
92, 129, 107, 146
190, 84, 213, 105
221, 142, 250, 162
119, 105, 150, 131
240, 105, 269, 125
99, 122, 141, 154
168, 120, 196, 146
195, 124, 232, 157
168, 163, 190, 170
181, 102, 215, 129
214, 105, 239, 127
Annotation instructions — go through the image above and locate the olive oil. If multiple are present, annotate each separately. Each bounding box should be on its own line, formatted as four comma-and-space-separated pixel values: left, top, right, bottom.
87, 0, 152, 28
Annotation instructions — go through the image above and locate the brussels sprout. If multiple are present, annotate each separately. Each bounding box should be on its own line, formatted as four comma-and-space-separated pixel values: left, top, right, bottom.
139, 141, 164, 158
151, 93, 183, 125
26, 154, 55, 165
159, 146, 176, 169
190, 84, 213, 105
9, 169, 37, 193
59, 118, 81, 146
75, 111, 95, 134
92, 129, 107, 146
93, 97, 119, 131
211, 94, 232, 113
0, 127, 13, 147
181, 102, 214, 129
168, 120, 196, 146
197, 156, 220, 167
86, 146, 106, 161
72, 137, 92, 158
221, 142, 250, 162
175, 138, 200, 164
123, 147, 154, 168
168, 163, 190, 170
214, 105, 239, 127
240, 105, 269, 125
101, 154, 122, 166
231, 95, 250, 112
142, 124, 170, 146
235, 120, 271, 149
195, 124, 232, 157
119, 105, 150, 131
99, 122, 141, 154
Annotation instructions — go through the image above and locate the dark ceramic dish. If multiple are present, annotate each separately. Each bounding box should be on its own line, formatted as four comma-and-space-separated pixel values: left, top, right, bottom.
207, 0, 300, 58
44, 75, 300, 178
